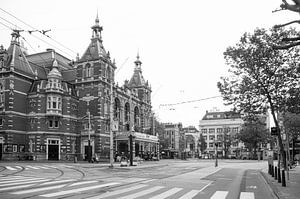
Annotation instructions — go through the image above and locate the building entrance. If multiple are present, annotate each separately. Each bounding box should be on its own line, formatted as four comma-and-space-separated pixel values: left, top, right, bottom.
47, 139, 59, 160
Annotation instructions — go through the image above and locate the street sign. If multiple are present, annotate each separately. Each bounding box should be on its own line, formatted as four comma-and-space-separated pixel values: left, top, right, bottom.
271, 127, 278, 136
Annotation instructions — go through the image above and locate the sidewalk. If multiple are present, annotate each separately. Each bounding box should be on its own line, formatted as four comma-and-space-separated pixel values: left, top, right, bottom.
261, 164, 300, 199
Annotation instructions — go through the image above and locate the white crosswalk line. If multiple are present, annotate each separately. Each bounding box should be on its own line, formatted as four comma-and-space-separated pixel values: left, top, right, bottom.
118, 186, 164, 199
5, 166, 17, 170
39, 182, 120, 197
240, 192, 255, 199
86, 184, 148, 199
26, 165, 40, 170
15, 166, 23, 169
11, 184, 67, 194
41, 179, 75, 185
0, 179, 49, 187
0, 177, 45, 184
210, 191, 229, 199
0, 184, 36, 191
0, 176, 25, 180
34, 166, 51, 169
69, 180, 98, 187
178, 190, 201, 199
149, 187, 183, 199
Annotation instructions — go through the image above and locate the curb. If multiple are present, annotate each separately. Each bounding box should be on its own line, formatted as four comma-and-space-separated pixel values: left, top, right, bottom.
260, 171, 281, 199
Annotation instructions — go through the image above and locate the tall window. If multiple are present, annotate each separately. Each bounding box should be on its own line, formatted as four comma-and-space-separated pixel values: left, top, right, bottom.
47, 96, 62, 110
49, 118, 59, 128
85, 63, 93, 77
0, 83, 4, 104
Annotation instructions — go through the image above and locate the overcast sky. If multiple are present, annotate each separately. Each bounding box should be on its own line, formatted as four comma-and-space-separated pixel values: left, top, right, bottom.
0, 0, 296, 128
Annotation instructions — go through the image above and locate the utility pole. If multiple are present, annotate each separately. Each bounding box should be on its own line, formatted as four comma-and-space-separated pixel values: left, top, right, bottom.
215, 139, 218, 167
87, 111, 91, 162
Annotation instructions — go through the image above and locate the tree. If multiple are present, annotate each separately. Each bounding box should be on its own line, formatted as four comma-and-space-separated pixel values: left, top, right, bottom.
272, 1, 300, 49
238, 116, 269, 159
218, 27, 300, 169
198, 134, 207, 155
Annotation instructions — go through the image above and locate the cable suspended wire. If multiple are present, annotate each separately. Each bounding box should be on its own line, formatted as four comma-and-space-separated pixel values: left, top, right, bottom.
159, 95, 222, 107
0, 19, 13, 31
0, 16, 21, 30
0, 8, 76, 57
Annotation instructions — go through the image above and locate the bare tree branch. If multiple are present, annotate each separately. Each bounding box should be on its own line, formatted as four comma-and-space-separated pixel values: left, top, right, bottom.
273, 41, 300, 49
274, 20, 300, 28
282, 36, 300, 42
280, 0, 300, 13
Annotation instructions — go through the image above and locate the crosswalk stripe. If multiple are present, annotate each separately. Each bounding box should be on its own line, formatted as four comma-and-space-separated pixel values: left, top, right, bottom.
0, 176, 25, 180
15, 166, 23, 169
39, 182, 120, 197
0, 177, 45, 184
34, 166, 51, 169
178, 190, 201, 199
41, 179, 75, 185
26, 165, 39, 170
43, 165, 57, 168
149, 187, 183, 199
86, 184, 148, 199
5, 166, 17, 170
11, 184, 67, 194
0, 179, 49, 187
210, 191, 229, 199
0, 184, 36, 191
118, 186, 164, 199
240, 192, 255, 199
69, 180, 98, 187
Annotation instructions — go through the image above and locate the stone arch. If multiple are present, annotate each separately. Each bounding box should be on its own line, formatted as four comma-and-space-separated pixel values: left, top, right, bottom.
134, 106, 140, 131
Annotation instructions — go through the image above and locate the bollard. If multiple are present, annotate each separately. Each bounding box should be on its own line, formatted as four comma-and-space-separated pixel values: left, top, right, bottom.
74, 156, 77, 163
268, 164, 270, 175
278, 167, 281, 183
269, 164, 271, 175
274, 166, 277, 180
271, 165, 274, 177
282, 170, 286, 187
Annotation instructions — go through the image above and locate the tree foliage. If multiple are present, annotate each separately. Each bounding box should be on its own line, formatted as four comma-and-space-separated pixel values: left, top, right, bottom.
238, 116, 269, 158
218, 27, 300, 168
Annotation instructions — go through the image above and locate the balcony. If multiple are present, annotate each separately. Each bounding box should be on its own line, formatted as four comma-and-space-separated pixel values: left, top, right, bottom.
45, 84, 63, 94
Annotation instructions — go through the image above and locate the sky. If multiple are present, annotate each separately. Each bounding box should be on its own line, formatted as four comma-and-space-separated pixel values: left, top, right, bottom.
0, 0, 297, 128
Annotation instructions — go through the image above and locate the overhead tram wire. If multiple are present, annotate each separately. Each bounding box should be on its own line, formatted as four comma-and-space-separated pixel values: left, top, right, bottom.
0, 19, 49, 68
159, 95, 222, 107
0, 8, 77, 58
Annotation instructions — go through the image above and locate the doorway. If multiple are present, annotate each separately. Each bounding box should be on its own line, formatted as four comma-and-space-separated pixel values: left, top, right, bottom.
48, 145, 59, 160
47, 139, 59, 160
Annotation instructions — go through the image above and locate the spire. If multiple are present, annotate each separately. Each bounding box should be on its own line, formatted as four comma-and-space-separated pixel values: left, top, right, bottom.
11, 29, 23, 45
91, 11, 103, 40
134, 52, 142, 70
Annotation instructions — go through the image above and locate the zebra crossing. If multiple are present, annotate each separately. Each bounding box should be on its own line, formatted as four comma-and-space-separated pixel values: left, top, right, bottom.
2, 164, 73, 171
0, 175, 256, 199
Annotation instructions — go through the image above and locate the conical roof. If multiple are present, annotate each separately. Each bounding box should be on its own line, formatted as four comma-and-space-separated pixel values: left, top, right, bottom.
128, 54, 146, 88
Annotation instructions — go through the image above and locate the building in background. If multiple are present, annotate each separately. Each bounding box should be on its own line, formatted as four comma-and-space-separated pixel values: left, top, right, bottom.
199, 110, 244, 159
0, 15, 158, 161
160, 123, 182, 159
181, 126, 199, 158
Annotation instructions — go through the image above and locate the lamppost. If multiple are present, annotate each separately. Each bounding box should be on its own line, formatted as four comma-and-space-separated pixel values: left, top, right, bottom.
215, 138, 218, 167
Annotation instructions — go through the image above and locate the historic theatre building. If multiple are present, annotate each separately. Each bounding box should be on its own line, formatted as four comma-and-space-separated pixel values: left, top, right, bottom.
0, 15, 159, 161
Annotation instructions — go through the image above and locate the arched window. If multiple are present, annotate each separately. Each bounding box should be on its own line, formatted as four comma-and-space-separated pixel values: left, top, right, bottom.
134, 107, 139, 127
114, 98, 121, 120
85, 63, 93, 77
124, 102, 130, 122
0, 83, 4, 104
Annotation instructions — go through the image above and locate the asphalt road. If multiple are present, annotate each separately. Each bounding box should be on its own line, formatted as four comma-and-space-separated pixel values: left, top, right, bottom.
0, 159, 276, 199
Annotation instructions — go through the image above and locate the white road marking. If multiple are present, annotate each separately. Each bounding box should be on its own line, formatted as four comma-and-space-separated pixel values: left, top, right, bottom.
40, 182, 120, 197
11, 184, 67, 194
86, 184, 147, 199
178, 190, 202, 199
34, 166, 51, 169
0, 177, 45, 184
0, 179, 49, 187
5, 166, 17, 170
141, 179, 156, 183
240, 192, 255, 199
69, 180, 98, 187
118, 186, 164, 199
149, 187, 183, 199
41, 179, 75, 185
15, 166, 23, 169
210, 191, 229, 199
26, 165, 40, 170
0, 184, 36, 191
